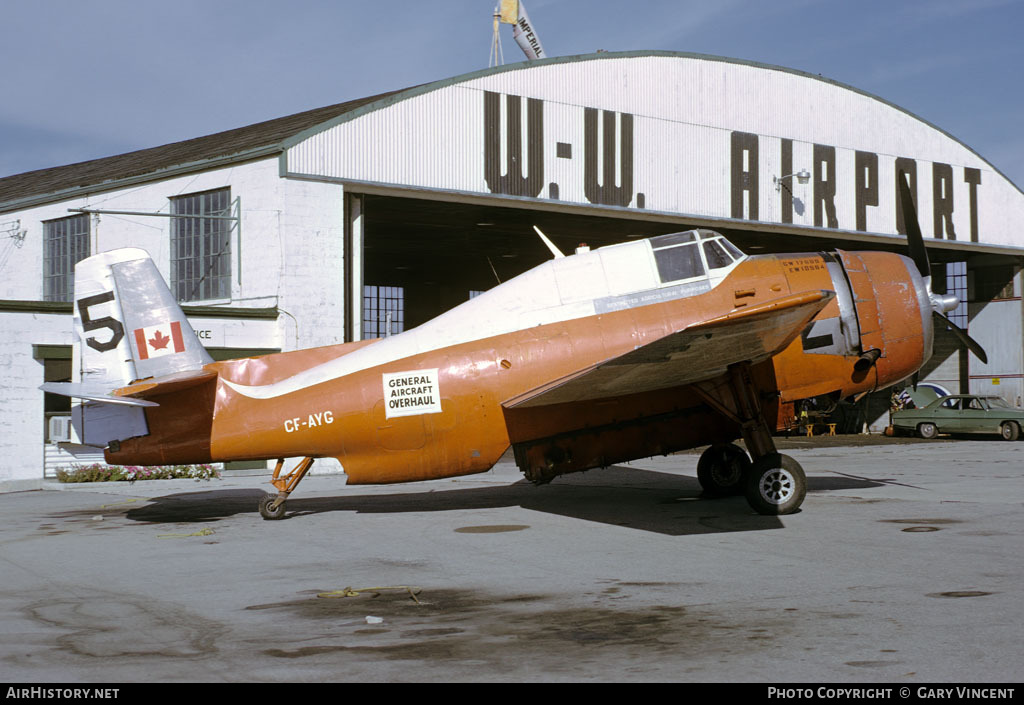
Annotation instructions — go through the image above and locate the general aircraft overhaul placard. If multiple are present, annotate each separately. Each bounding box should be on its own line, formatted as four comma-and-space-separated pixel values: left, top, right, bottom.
382, 369, 443, 419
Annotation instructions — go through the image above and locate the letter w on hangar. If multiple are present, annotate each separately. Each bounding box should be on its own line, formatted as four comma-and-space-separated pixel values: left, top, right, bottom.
2, 51, 1024, 486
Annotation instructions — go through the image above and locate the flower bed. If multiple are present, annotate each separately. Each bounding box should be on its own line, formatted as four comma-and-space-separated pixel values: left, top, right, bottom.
55, 463, 220, 483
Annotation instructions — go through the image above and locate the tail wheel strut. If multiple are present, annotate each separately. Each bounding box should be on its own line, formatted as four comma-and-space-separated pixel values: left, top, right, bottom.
259, 456, 315, 520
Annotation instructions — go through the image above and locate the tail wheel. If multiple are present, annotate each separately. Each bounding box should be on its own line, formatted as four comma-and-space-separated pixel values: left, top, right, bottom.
697, 443, 752, 497
259, 495, 287, 520
1000, 422, 1020, 441
918, 422, 938, 439
743, 453, 806, 515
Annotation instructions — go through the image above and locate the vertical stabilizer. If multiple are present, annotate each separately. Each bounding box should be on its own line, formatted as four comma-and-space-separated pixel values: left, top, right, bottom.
73, 248, 213, 388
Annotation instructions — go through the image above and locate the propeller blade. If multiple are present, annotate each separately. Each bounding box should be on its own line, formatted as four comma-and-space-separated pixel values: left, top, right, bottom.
897, 170, 930, 280
934, 311, 988, 364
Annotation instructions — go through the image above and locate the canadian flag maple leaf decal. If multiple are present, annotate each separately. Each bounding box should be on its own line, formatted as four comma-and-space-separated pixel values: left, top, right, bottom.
133, 321, 184, 360
149, 330, 171, 350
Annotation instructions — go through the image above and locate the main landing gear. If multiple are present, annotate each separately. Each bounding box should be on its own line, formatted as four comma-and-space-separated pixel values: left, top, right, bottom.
258, 456, 315, 520
694, 363, 807, 515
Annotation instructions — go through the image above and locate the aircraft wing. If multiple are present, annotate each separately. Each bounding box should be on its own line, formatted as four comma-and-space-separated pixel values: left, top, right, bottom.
504, 290, 834, 409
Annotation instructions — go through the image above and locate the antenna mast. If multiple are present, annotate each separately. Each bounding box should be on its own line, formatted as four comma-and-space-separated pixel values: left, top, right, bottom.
489, 5, 504, 67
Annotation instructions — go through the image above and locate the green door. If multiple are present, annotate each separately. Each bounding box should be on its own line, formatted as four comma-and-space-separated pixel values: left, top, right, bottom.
959, 397, 989, 433
933, 398, 962, 432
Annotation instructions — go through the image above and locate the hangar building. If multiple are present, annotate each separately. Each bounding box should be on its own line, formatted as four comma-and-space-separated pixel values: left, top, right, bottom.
2, 51, 1023, 487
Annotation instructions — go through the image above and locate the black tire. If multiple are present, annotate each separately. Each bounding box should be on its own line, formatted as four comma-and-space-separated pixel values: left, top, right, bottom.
743, 453, 806, 515
697, 443, 751, 496
1000, 422, 1020, 441
259, 495, 287, 520
918, 422, 938, 440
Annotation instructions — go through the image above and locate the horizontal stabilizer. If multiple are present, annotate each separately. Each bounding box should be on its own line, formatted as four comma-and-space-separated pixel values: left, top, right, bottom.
40, 383, 159, 407
113, 368, 217, 400
56, 442, 110, 456
504, 289, 835, 409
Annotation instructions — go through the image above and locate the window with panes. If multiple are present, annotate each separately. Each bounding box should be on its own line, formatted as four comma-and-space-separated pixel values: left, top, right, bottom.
362, 285, 405, 339
43, 214, 90, 302
170, 188, 232, 301
945, 262, 968, 329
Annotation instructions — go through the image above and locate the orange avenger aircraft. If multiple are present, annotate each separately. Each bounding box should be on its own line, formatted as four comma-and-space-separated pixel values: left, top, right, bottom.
44, 175, 985, 519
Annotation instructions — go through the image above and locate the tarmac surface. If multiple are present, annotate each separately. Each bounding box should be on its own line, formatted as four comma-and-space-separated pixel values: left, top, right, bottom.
0, 435, 1021, 683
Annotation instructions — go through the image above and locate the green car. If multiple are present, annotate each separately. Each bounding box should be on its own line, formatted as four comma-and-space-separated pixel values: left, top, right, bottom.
893, 394, 1024, 441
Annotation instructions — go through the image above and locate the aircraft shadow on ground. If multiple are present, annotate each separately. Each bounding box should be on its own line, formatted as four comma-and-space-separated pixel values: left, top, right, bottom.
125, 466, 884, 536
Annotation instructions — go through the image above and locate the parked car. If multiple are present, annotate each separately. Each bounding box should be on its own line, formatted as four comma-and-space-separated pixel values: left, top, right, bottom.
892, 394, 1024, 440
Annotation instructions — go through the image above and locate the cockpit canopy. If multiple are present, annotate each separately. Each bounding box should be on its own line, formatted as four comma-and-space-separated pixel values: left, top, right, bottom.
649, 229, 746, 284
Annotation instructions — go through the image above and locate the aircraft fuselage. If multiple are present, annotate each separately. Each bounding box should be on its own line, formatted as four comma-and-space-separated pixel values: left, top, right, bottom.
108, 240, 931, 486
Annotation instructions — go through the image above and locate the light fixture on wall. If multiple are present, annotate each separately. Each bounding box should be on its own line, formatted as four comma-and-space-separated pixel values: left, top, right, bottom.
773, 169, 811, 192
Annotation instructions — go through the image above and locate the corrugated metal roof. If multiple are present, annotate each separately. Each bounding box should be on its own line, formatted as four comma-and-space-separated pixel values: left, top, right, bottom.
0, 88, 407, 211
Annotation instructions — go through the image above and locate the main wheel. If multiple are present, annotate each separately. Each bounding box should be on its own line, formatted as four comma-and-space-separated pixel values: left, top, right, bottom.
743, 453, 806, 515
697, 443, 751, 497
259, 495, 287, 520
1000, 421, 1019, 441
918, 422, 938, 439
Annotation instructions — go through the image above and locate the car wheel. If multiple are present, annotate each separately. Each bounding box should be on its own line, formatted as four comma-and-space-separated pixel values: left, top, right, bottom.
1000, 422, 1020, 442
918, 422, 938, 439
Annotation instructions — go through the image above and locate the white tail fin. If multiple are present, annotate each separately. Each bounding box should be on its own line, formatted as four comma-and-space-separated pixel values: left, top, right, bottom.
73, 248, 213, 386
41, 248, 213, 449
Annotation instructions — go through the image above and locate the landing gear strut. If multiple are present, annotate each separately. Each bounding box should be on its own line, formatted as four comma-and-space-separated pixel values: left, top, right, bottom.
259, 456, 315, 520
694, 363, 807, 515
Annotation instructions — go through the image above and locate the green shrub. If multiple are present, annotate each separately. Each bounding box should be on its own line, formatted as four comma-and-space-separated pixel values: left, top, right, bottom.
55, 463, 220, 483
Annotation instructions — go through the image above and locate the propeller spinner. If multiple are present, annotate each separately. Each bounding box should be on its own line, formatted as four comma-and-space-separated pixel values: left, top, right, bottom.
897, 171, 988, 364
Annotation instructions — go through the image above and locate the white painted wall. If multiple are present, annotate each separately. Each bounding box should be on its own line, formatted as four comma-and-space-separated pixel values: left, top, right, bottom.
273, 176, 346, 351
0, 311, 76, 485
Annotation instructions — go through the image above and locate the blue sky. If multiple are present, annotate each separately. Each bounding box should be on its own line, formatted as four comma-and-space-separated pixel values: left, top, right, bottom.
1, 0, 1021, 188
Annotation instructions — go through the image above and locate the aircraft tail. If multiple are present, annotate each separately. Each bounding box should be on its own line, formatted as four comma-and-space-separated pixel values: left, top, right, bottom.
42, 248, 213, 449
